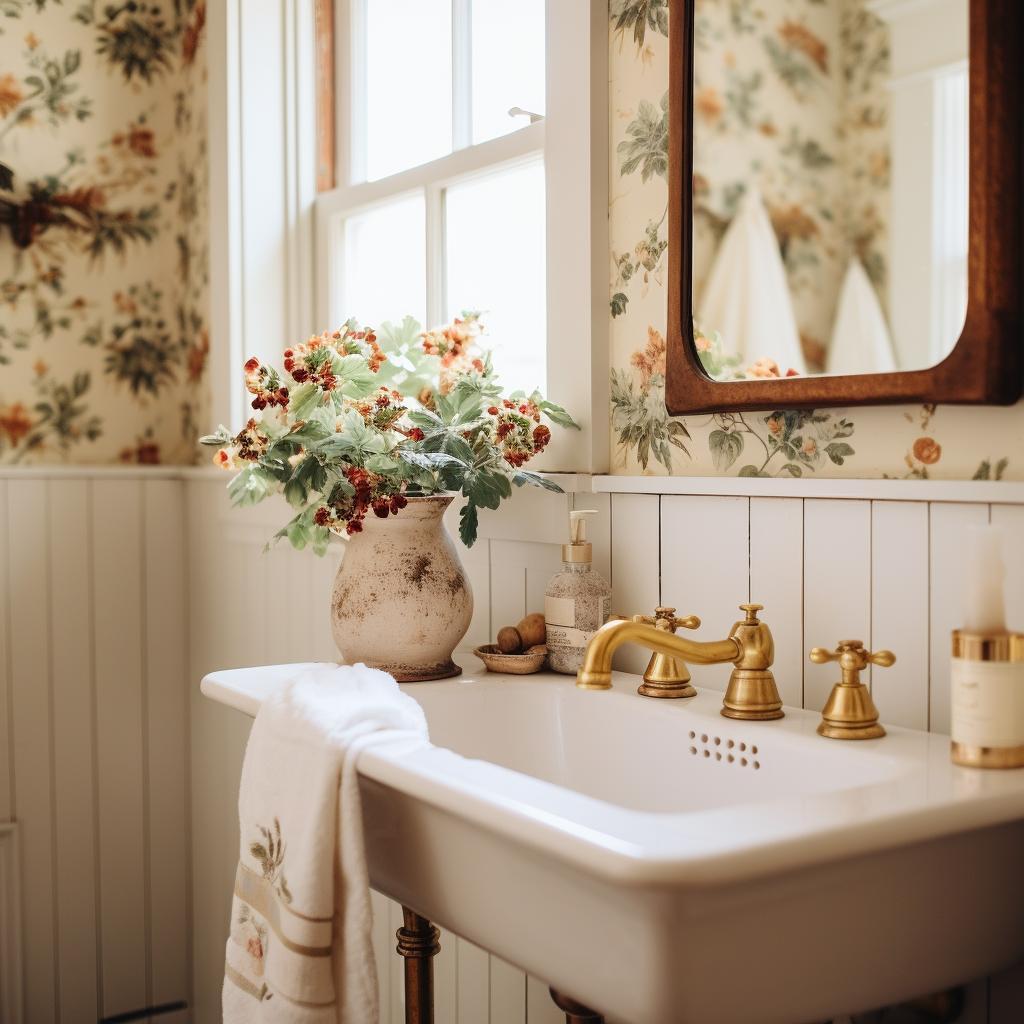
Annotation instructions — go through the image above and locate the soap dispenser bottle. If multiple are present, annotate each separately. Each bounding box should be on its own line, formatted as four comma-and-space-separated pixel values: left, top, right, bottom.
544, 510, 612, 674
951, 525, 1024, 768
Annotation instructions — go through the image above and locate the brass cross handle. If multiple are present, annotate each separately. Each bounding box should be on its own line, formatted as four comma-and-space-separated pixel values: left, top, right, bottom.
810, 640, 896, 681
638, 606, 701, 633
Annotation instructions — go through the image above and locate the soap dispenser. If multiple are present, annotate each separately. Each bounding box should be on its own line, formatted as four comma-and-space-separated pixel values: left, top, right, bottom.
544, 510, 612, 674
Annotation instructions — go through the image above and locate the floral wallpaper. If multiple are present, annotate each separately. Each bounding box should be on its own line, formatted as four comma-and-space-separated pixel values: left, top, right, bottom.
608, 0, 1023, 481
0, 0, 209, 465
689, 0, 890, 367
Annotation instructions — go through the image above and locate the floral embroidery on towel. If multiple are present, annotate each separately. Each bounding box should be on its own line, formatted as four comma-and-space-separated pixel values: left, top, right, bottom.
249, 817, 293, 904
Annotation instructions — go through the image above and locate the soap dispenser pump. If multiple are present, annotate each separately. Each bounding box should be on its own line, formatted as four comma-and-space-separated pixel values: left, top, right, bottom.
544, 510, 612, 674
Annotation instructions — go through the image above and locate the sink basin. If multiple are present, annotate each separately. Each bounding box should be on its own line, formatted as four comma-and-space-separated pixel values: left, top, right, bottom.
202, 664, 1024, 1024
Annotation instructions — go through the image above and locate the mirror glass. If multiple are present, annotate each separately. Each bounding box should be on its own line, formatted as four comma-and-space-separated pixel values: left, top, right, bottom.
690, 0, 969, 381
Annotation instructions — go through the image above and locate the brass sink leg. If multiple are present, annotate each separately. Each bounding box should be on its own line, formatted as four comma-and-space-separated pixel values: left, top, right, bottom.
550, 988, 605, 1023
397, 906, 440, 1024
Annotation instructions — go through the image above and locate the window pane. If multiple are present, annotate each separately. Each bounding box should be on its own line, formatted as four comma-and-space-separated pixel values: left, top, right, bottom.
470, 0, 545, 145
342, 195, 426, 326
364, 0, 452, 180
445, 159, 546, 392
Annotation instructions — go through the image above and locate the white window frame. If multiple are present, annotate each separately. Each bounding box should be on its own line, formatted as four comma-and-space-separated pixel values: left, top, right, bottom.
314, 0, 608, 473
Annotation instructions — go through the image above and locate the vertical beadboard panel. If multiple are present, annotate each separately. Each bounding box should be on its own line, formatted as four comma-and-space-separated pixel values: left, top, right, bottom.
0, 480, 12, 822
991, 505, 1024, 629
871, 502, 930, 730
371, 890, 393, 1022
524, 543, 565, 616
660, 495, 749, 693
490, 956, 526, 1024
803, 500, 871, 713
929, 503, 990, 733
457, 939, 490, 1020
527, 976, 563, 1023
48, 479, 99, 1020
6, 479, 57, 1023
435, 926, 458, 1024
578, 490, 612, 586
92, 479, 149, 1016
749, 498, 803, 709
143, 480, 190, 1009
490, 541, 530, 635
609, 493, 660, 674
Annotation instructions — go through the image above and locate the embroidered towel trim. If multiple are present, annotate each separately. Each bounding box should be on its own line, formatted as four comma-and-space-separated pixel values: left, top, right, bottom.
223, 662, 428, 1023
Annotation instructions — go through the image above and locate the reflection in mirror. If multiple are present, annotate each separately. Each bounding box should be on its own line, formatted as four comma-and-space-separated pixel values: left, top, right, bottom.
690, 0, 969, 381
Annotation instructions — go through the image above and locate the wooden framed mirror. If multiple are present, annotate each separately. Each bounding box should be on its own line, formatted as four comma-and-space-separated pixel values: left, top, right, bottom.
666, 0, 1022, 414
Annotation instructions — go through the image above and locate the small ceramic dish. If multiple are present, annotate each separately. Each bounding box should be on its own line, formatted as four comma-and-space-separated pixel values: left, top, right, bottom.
473, 644, 548, 674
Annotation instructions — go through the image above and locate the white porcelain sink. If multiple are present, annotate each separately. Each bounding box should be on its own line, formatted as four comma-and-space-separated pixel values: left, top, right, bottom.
202, 664, 1024, 1024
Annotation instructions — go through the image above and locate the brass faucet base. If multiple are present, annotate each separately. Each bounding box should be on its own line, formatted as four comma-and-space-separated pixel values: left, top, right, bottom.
721, 668, 784, 720
818, 719, 886, 740
638, 679, 697, 699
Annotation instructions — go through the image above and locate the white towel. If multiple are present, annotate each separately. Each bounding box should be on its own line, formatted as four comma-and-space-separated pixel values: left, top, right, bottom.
696, 185, 807, 375
223, 663, 428, 1023
826, 257, 897, 375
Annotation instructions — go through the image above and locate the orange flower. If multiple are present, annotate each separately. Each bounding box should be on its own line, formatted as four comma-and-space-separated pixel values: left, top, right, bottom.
778, 21, 828, 73
694, 86, 723, 124
182, 2, 207, 66
187, 330, 209, 382
746, 357, 782, 379
24, 33, 40, 50
127, 124, 157, 158
33, 359, 48, 377
0, 403, 32, 446
630, 326, 667, 389
0, 73, 24, 117
912, 437, 942, 465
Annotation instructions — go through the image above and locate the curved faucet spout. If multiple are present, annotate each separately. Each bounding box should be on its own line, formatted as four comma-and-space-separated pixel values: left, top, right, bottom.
576, 618, 740, 690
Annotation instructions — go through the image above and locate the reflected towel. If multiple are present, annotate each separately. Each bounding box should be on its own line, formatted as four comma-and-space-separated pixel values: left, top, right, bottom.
697, 186, 807, 375
223, 663, 428, 1024
826, 258, 897, 375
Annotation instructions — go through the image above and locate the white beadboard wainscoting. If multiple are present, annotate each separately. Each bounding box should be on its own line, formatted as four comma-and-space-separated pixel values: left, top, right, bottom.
3, 467, 1024, 1023
0, 472, 190, 1024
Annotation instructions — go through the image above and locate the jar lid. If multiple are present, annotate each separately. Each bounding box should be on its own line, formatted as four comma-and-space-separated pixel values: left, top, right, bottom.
952, 630, 1024, 662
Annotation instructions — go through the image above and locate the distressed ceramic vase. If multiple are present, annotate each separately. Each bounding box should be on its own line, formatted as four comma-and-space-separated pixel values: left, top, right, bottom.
330, 495, 473, 681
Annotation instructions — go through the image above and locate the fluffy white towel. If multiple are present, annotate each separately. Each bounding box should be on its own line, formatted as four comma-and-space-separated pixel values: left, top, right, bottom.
697, 185, 807, 375
826, 257, 897, 375
223, 663, 428, 1023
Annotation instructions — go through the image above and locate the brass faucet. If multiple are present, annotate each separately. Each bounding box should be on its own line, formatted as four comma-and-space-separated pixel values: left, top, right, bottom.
810, 640, 895, 739
577, 603, 785, 721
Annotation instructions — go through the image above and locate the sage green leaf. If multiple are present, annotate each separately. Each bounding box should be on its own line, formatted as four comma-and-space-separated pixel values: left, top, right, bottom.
511, 470, 563, 493
459, 502, 479, 547
825, 442, 855, 466
709, 429, 744, 470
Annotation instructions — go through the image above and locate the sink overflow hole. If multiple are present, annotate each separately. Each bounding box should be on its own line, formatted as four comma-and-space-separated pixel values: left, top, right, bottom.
687, 734, 763, 769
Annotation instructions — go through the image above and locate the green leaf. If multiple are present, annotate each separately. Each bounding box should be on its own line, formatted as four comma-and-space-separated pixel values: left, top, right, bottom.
288, 381, 322, 421
709, 429, 744, 470
199, 425, 232, 447
458, 502, 479, 547
463, 469, 506, 509
311, 526, 332, 556
825, 442, 855, 466
539, 399, 579, 429
398, 449, 468, 472
512, 470, 563, 493
228, 467, 275, 507
738, 464, 768, 477
778, 463, 803, 477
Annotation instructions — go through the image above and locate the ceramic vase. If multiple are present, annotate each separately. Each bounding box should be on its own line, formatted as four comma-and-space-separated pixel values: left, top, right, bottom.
330, 494, 473, 681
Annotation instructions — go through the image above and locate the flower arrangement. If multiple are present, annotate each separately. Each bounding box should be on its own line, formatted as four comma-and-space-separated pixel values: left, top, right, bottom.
200, 313, 578, 551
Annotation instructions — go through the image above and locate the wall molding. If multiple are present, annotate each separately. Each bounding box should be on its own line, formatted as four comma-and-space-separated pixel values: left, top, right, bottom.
592, 475, 1024, 504
0, 823, 23, 1024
